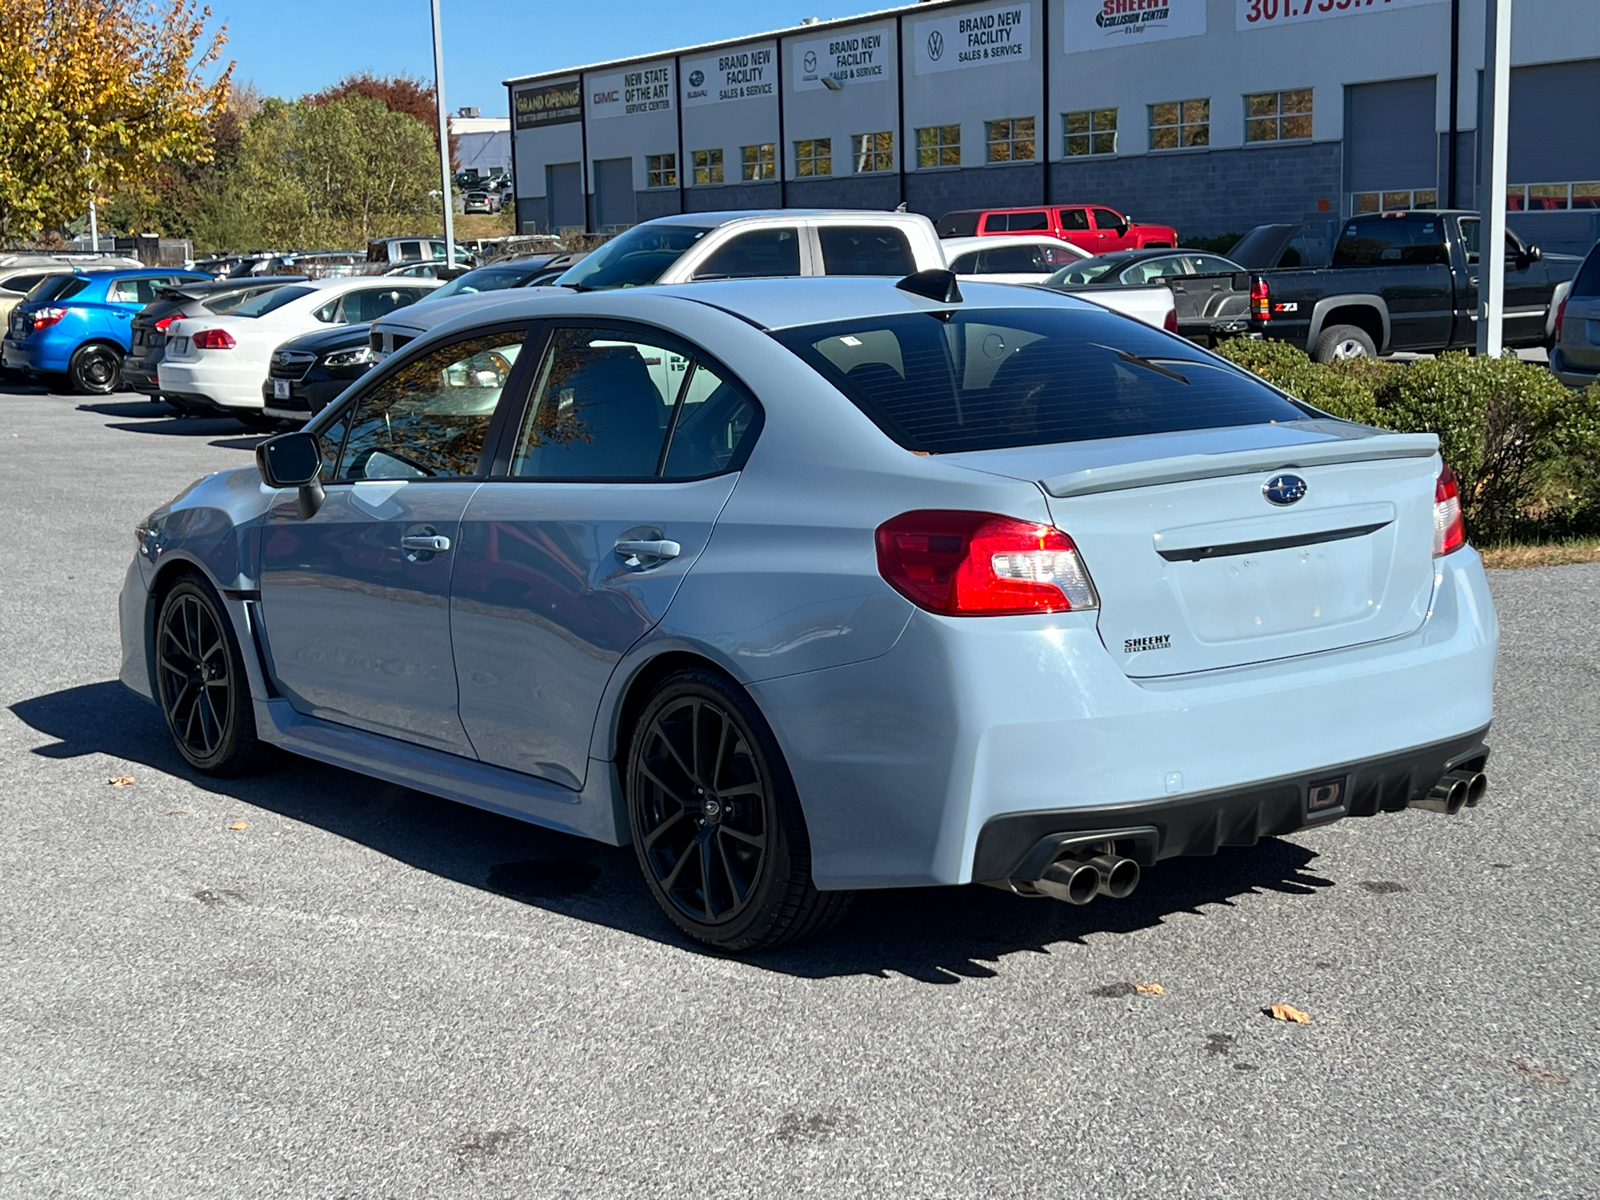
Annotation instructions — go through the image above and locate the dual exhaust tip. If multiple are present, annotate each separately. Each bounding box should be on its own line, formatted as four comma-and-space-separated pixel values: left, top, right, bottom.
1413, 768, 1488, 815
1032, 853, 1140, 906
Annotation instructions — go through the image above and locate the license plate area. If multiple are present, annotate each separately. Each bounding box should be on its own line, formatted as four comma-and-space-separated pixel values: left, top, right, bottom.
273, 378, 290, 400
170, 335, 190, 356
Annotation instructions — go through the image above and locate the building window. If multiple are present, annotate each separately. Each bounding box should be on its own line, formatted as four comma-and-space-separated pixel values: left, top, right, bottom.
851, 132, 894, 173
1244, 89, 1313, 143
1351, 189, 1438, 214
646, 154, 677, 189
1506, 182, 1600, 211
692, 149, 724, 185
985, 117, 1035, 163
1149, 99, 1209, 150
795, 138, 832, 177
916, 124, 961, 169
741, 143, 776, 181
1064, 109, 1116, 157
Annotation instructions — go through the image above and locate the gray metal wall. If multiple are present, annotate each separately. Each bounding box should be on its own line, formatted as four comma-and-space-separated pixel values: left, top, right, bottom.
1344, 76, 1438, 195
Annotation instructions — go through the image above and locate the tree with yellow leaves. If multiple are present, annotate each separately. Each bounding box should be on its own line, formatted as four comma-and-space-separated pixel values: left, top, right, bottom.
0, 0, 232, 245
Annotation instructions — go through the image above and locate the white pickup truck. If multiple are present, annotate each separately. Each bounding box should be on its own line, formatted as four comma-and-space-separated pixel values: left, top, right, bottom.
370, 210, 1175, 358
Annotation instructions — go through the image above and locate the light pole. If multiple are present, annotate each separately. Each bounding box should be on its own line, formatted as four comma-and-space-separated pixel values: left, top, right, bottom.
428, 0, 454, 267
1476, 0, 1510, 357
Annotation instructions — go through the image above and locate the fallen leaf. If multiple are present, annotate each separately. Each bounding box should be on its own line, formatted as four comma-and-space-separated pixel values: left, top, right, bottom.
1509, 1057, 1568, 1088
1134, 983, 1165, 995
165, 810, 188, 817
107, 775, 135, 787
227, 821, 249, 831
1265, 1004, 1312, 1024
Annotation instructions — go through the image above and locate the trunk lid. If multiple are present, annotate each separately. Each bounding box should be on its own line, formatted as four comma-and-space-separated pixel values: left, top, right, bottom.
945, 421, 1441, 677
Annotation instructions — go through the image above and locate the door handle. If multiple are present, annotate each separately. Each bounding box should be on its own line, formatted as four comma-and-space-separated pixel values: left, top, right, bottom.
615, 538, 681, 565
401, 534, 451, 552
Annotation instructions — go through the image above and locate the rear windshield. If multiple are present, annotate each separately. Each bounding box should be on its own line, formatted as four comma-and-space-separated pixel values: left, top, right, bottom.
202, 287, 277, 315
1572, 244, 1600, 298
230, 285, 316, 317
30, 275, 90, 302
429, 263, 544, 301
558, 224, 714, 290
1332, 215, 1450, 267
773, 306, 1309, 454
1047, 257, 1124, 287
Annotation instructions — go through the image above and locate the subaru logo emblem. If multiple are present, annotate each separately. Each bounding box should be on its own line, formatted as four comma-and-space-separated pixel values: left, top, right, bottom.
1263, 474, 1307, 506
688, 69, 704, 88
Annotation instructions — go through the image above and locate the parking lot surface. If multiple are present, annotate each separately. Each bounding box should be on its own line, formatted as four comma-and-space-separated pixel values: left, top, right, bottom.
2, 385, 1597, 1199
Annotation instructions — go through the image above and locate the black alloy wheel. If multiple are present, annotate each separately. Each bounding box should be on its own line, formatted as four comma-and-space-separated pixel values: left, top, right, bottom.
626, 670, 852, 953
68, 342, 123, 394
154, 577, 272, 776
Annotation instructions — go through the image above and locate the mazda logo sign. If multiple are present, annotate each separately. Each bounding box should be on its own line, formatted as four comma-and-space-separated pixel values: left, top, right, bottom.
1262, 474, 1308, 506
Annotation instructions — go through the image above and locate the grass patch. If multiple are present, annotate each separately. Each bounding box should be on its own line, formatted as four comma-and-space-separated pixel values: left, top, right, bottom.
1479, 539, 1600, 569
456, 212, 514, 239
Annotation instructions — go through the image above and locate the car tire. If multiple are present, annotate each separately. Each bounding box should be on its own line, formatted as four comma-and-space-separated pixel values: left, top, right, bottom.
154, 576, 274, 777
625, 669, 853, 953
1312, 324, 1378, 363
68, 342, 123, 394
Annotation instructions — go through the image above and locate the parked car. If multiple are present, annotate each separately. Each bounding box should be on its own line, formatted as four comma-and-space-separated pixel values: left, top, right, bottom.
463, 190, 502, 215
1248, 210, 1580, 362
365, 237, 451, 266
1549, 239, 1600, 389
1045, 249, 1252, 345
0, 255, 137, 329
122, 278, 309, 411
943, 235, 1175, 331
158, 277, 439, 427
123, 274, 1497, 953
938, 206, 1177, 254
2, 267, 210, 393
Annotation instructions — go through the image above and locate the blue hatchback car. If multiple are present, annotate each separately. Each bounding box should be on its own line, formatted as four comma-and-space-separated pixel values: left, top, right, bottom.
2, 267, 209, 393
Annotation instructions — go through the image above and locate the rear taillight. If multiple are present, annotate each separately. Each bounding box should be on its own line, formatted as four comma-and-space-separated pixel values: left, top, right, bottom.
192, 328, 236, 350
31, 306, 67, 330
875, 511, 1099, 616
1163, 308, 1178, 334
1554, 296, 1568, 344
1434, 465, 1465, 556
153, 315, 177, 333
1250, 278, 1270, 321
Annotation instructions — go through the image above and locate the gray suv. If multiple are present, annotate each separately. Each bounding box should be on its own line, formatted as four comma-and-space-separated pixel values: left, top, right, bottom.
1551, 242, 1600, 389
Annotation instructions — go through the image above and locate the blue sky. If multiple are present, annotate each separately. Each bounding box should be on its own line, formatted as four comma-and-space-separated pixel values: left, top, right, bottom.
215, 0, 872, 114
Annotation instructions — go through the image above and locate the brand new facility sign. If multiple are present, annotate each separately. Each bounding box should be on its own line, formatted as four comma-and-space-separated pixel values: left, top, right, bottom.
513, 81, 581, 129
588, 63, 674, 119
1062, 0, 1207, 52
914, 4, 1032, 75
683, 45, 777, 107
792, 27, 892, 91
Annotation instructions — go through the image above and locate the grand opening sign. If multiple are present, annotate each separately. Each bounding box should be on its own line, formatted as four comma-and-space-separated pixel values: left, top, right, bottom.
1237, 0, 1445, 28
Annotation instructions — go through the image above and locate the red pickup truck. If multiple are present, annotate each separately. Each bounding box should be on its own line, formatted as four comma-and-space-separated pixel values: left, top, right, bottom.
937, 205, 1177, 254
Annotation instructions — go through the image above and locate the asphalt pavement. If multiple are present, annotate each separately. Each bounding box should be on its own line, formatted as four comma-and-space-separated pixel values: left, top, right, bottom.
2, 384, 1597, 1199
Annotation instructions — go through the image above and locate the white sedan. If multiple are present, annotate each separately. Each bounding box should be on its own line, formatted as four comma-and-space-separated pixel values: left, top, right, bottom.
943, 234, 1175, 332
159, 277, 439, 426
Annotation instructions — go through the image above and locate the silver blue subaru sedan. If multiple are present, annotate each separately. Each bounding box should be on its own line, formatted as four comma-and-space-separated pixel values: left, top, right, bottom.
119, 274, 1498, 951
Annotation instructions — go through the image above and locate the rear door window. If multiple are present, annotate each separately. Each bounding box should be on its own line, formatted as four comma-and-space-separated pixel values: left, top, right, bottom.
816, 226, 917, 276
979, 244, 1046, 274
774, 306, 1308, 453
108, 277, 163, 304
691, 228, 801, 280
1333, 216, 1449, 266
1006, 210, 1050, 232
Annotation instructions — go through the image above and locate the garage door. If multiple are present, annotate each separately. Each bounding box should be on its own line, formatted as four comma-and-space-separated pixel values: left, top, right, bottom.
1345, 76, 1438, 212
546, 162, 583, 233
593, 158, 636, 231
1508, 58, 1600, 187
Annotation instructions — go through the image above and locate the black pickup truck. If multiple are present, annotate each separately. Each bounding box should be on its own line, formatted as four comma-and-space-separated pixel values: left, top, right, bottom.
1249, 210, 1581, 362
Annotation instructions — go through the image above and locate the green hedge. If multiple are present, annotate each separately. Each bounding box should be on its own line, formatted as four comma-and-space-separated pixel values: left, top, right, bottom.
1215, 339, 1600, 544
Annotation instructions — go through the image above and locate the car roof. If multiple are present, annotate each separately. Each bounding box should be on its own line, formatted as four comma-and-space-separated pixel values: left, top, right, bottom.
642, 209, 919, 228
377, 276, 1100, 341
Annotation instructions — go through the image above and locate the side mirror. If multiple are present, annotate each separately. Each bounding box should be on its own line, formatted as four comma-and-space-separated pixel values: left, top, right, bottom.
1527, 244, 1543, 263
256, 431, 325, 519
1117, 218, 1132, 236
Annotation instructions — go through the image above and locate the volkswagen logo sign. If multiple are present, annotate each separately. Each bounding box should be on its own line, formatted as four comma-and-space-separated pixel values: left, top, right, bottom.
1263, 474, 1308, 506
688, 69, 705, 88
927, 30, 944, 60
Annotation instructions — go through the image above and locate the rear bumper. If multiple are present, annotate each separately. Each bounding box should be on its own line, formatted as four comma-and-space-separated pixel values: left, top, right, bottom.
1549, 346, 1600, 389
158, 358, 265, 410
971, 728, 1490, 882
2, 335, 62, 373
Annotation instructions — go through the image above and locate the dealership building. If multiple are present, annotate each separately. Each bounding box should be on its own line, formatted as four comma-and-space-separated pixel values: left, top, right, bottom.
504, 0, 1600, 253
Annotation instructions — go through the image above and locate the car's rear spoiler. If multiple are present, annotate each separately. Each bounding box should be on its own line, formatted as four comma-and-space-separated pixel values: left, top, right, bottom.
1041, 432, 1440, 499
156, 275, 309, 302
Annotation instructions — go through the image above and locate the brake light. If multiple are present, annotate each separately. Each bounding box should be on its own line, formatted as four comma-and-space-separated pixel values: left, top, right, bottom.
153, 315, 177, 333
31, 306, 67, 330
1250, 278, 1271, 321
192, 328, 236, 350
1434, 465, 1465, 556
1554, 296, 1568, 344
875, 511, 1099, 616
1163, 308, 1178, 334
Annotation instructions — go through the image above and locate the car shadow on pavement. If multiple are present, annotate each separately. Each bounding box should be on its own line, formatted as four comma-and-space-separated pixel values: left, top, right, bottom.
13, 681, 1336, 984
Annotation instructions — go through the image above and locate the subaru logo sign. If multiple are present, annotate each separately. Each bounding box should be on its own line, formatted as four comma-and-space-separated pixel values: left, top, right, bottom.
1263, 474, 1308, 506
688, 69, 704, 87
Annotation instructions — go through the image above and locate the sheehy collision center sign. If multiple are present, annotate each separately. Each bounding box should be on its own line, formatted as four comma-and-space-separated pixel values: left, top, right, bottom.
588, 63, 674, 119
913, 4, 1031, 75
1062, 0, 1207, 52
1236, 0, 1444, 30
682, 46, 776, 108
791, 27, 892, 91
